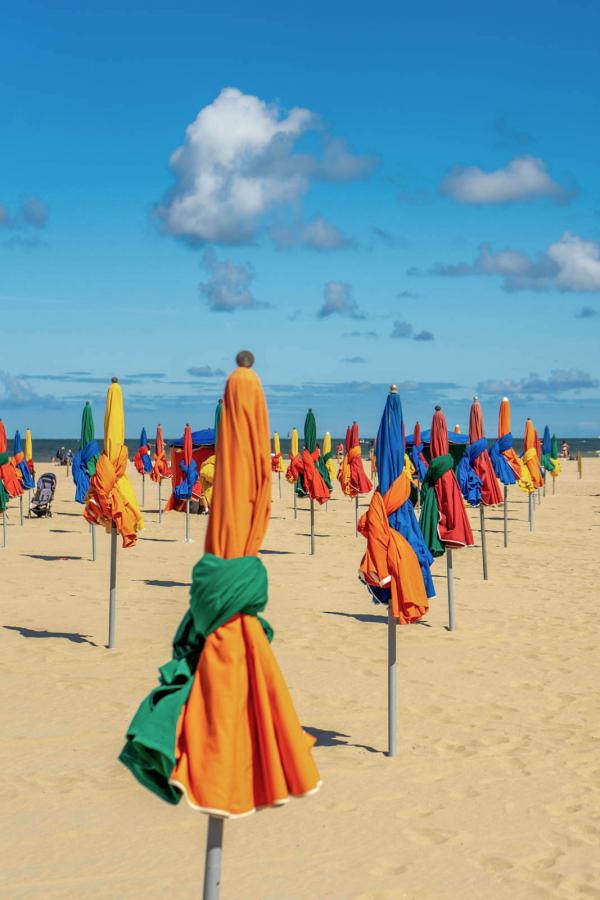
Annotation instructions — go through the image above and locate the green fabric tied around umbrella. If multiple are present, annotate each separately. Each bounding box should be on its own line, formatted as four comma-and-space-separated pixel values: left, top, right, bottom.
80, 402, 98, 476
119, 553, 273, 804
418, 453, 454, 558
541, 453, 555, 473
0, 452, 12, 510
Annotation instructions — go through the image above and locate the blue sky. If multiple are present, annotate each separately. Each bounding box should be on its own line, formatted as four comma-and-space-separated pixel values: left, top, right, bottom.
2, 0, 599, 438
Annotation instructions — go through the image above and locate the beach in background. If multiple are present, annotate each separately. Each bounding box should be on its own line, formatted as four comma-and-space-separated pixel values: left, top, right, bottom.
1, 457, 598, 898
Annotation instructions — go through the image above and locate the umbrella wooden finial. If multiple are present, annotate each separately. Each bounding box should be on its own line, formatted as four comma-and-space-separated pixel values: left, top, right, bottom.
434, 404, 441, 411
390, 384, 398, 393
111, 376, 119, 383
502, 396, 509, 401
473, 395, 479, 401
236, 350, 254, 368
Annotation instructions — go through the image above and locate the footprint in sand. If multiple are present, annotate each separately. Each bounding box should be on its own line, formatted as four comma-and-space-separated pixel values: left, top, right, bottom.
410, 827, 457, 846
478, 855, 514, 873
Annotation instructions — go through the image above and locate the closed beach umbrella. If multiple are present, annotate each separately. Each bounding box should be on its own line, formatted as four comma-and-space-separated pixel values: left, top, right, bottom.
290, 427, 299, 460
420, 406, 474, 630
134, 427, 153, 475
322, 431, 337, 485
150, 424, 171, 482
541, 426, 555, 480
271, 432, 285, 473
549, 433, 561, 491
214, 399, 223, 444
0, 420, 10, 539
489, 397, 519, 485
287, 426, 299, 518
84, 379, 143, 646
0, 420, 6, 453
174, 423, 198, 543
522, 419, 544, 489
467, 400, 502, 506
13, 430, 35, 489
338, 422, 372, 497
73, 402, 100, 504
357, 385, 431, 756
286, 410, 330, 553
120, 353, 321, 897
25, 429, 34, 480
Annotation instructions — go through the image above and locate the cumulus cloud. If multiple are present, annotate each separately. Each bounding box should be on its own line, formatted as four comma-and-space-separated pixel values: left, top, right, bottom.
0, 370, 59, 408
477, 369, 599, 397
199, 249, 264, 312
391, 320, 435, 341
575, 305, 598, 319
186, 365, 226, 377
270, 214, 354, 251
421, 232, 600, 293
156, 87, 377, 246
318, 281, 365, 319
440, 156, 571, 205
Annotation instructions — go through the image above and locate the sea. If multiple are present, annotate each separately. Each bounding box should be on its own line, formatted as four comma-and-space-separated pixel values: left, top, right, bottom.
29, 437, 600, 463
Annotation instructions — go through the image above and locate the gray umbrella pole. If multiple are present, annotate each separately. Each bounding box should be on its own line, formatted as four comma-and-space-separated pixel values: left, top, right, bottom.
552, 476, 556, 495
19, 494, 24, 526
91, 523, 97, 561
503, 485, 508, 548
202, 816, 224, 900
538, 487, 541, 504
387, 609, 397, 757
28, 490, 32, 517
293, 488, 297, 519
310, 499, 315, 555
108, 526, 117, 649
142, 474, 145, 508
2, 510, 6, 548
185, 499, 191, 543
278, 471, 281, 499
355, 495, 358, 537
158, 480, 162, 524
479, 505, 488, 581
543, 478, 546, 497
528, 493, 533, 531
447, 547, 456, 631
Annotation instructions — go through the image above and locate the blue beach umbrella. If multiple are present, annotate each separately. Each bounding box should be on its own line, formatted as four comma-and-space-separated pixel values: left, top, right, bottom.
374, 389, 435, 601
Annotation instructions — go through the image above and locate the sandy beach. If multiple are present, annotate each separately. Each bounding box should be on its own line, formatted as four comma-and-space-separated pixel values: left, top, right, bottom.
1, 457, 599, 899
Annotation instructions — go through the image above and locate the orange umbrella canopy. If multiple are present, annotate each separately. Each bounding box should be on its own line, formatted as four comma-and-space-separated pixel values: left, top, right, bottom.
121, 357, 321, 817
522, 418, 544, 488
150, 424, 171, 482
155, 424, 165, 458
0, 420, 7, 453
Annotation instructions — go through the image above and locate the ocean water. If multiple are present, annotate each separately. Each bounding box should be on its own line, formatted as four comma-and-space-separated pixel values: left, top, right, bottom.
28, 436, 600, 463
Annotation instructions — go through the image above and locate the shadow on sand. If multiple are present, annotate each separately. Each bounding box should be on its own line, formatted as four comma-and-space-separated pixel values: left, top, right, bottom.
22, 554, 82, 561
304, 726, 382, 755
4, 625, 97, 646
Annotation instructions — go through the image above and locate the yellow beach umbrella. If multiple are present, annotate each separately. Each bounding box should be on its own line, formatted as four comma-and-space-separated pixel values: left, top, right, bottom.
290, 426, 298, 459
322, 431, 337, 484
84, 378, 143, 647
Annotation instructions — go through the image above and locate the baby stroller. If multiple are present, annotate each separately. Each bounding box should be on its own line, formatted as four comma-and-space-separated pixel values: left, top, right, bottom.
30, 473, 57, 518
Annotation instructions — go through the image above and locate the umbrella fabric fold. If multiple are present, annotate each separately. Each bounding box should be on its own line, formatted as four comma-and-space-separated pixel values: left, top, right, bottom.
120, 363, 321, 817
271, 432, 285, 473
0, 452, 23, 497
409, 422, 428, 482
420, 409, 474, 556
73, 402, 100, 503
338, 422, 372, 497
521, 419, 544, 490
455, 445, 483, 506
84, 381, 143, 548
541, 426, 555, 475
150, 425, 171, 482
466, 400, 503, 506
173, 425, 199, 501
0, 420, 6, 453
358, 475, 428, 623
322, 432, 337, 485
133, 428, 153, 475
364, 389, 435, 599
13, 431, 35, 489
550, 434, 561, 478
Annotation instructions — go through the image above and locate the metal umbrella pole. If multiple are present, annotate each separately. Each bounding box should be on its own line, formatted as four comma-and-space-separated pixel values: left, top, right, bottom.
91, 522, 97, 561
387, 609, 397, 757
355, 495, 359, 536
141, 473, 145, 508
309, 499, 315, 555
19, 494, 24, 526
278, 471, 281, 499
158, 480, 163, 524
479, 504, 488, 580
2, 510, 6, 548
528, 493, 533, 532
293, 487, 297, 520
185, 499, 191, 543
552, 476, 556, 495
203, 816, 224, 900
108, 526, 117, 649
446, 547, 456, 631
503, 484, 508, 548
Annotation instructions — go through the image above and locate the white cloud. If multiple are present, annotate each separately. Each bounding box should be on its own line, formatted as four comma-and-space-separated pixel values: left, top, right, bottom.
391, 320, 435, 341
318, 281, 365, 319
0, 197, 49, 232
0, 370, 59, 407
440, 156, 570, 205
477, 369, 599, 397
424, 232, 600, 293
271, 214, 354, 251
199, 249, 264, 312
157, 87, 376, 246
